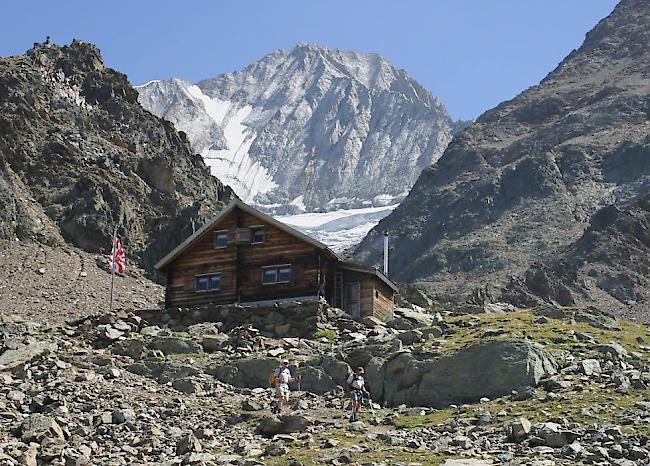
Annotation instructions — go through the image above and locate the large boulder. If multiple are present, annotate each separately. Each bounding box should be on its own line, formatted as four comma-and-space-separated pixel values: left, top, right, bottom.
208, 358, 278, 388
149, 336, 202, 354
388, 308, 434, 330
20, 414, 65, 442
298, 366, 338, 394
369, 339, 557, 407
0, 341, 57, 372
126, 358, 201, 384
257, 415, 311, 435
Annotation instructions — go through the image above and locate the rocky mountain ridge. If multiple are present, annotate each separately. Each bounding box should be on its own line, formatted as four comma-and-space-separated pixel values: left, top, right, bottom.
0, 40, 233, 270
137, 44, 456, 212
354, 0, 650, 319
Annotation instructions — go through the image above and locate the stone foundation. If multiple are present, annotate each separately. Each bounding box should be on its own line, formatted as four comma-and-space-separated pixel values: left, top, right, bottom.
136, 298, 327, 338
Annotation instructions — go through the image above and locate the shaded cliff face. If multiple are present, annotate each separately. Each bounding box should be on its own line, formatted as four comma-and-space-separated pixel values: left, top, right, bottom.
137, 44, 454, 212
0, 40, 233, 270
354, 0, 650, 310
503, 191, 650, 320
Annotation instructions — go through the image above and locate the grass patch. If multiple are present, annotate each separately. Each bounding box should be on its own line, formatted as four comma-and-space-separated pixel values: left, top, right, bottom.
313, 329, 338, 342
423, 309, 650, 363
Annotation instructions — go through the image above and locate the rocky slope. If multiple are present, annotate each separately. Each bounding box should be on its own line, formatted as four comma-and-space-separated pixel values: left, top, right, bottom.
2, 299, 650, 465
503, 191, 650, 321
0, 243, 163, 324
137, 44, 455, 212
354, 0, 650, 317
0, 40, 233, 271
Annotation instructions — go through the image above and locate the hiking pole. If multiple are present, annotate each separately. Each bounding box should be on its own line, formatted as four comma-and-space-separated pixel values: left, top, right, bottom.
367, 395, 375, 414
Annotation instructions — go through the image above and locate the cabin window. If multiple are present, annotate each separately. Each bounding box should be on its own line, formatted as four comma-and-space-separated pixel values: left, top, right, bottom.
262, 265, 291, 284
278, 267, 291, 283
251, 227, 265, 244
214, 231, 228, 249
262, 269, 277, 284
196, 273, 220, 292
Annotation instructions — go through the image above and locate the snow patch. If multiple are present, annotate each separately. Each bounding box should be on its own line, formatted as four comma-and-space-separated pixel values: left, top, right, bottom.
203, 104, 277, 201
134, 79, 161, 88
276, 204, 397, 252
289, 195, 306, 212
185, 85, 230, 125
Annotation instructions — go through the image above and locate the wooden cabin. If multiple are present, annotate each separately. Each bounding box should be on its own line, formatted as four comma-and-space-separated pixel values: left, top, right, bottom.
154, 199, 396, 321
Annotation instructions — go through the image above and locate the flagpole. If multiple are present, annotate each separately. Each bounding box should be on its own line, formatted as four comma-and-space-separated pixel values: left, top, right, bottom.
109, 224, 118, 314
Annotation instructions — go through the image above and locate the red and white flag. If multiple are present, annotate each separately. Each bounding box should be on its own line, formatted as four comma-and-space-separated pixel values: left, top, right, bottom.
108, 237, 126, 275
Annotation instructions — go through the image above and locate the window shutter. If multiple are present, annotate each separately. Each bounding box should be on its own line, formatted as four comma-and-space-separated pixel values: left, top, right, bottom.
236, 228, 251, 243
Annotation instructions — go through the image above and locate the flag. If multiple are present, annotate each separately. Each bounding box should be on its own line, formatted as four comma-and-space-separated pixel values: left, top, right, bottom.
108, 237, 126, 275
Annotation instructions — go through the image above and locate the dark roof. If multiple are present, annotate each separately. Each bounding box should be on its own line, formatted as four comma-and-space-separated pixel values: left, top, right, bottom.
338, 261, 398, 292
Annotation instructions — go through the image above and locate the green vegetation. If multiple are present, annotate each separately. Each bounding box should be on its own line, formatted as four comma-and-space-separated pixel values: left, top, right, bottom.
313, 329, 338, 342
422, 309, 650, 361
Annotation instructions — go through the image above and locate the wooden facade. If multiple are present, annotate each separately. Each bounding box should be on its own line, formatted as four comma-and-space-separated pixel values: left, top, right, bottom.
155, 200, 397, 320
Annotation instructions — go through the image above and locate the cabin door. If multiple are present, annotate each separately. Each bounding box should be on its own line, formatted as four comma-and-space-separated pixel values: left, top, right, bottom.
344, 282, 361, 319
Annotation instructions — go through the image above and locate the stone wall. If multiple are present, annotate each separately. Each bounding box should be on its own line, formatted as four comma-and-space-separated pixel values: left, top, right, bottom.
136, 298, 327, 338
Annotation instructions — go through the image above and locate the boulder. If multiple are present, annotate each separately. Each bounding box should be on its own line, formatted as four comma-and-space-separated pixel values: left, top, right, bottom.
391, 308, 434, 328
201, 334, 229, 352
126, 359, 201, 383
320, 355, 351, 387
209, 358, 278, 388
20, 414, 65, 442
112, 339, 145, 359
176, 433, 202, 455
112, 408, 135, 424
508, 418, 532, 441
596, 342, 628, 359
397, 329, 424, 346
579, 359, 601, 376
371, 339, 557, 407
172, 378, 202, 394
257, 415, 311, 435
297, 366, 338, 395
0, 341, 57, 372
149, 336, 202, 354
537, 422, 578, 448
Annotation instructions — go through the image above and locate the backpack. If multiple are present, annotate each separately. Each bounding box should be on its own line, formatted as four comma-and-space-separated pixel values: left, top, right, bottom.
348, 373, 360, 390
268, 367, 281, 386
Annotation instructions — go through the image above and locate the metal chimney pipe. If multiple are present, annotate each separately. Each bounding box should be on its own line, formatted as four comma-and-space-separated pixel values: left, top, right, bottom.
383, 230, 389, 276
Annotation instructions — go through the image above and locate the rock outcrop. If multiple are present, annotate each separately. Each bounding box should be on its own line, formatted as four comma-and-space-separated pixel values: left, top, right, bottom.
367, 339, 557, 407
0, 40, 233, 270
354, 0, 650, 319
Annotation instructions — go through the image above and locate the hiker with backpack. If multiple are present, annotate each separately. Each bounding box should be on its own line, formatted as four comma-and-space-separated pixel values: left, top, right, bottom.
346, 366, 370, 422
270, 360, 301, 414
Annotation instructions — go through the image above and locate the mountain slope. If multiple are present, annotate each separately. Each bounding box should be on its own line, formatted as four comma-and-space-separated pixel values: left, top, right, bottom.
137, 44, 454, 212
354, 0, 650, 313
0, 40, 233, 270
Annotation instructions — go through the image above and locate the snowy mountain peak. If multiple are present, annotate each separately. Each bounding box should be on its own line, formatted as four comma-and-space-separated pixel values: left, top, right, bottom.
137, 44, 454, 212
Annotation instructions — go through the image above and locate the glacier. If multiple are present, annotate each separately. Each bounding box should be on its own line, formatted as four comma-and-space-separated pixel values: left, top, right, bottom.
276, 204, 398, 253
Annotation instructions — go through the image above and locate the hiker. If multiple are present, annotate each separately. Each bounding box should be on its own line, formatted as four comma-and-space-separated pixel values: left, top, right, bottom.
347, 366, 369, 422
272, 360, 300, 413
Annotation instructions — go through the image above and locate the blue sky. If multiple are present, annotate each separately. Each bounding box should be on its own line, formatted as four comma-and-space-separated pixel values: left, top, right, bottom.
1, 1, 618, 120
